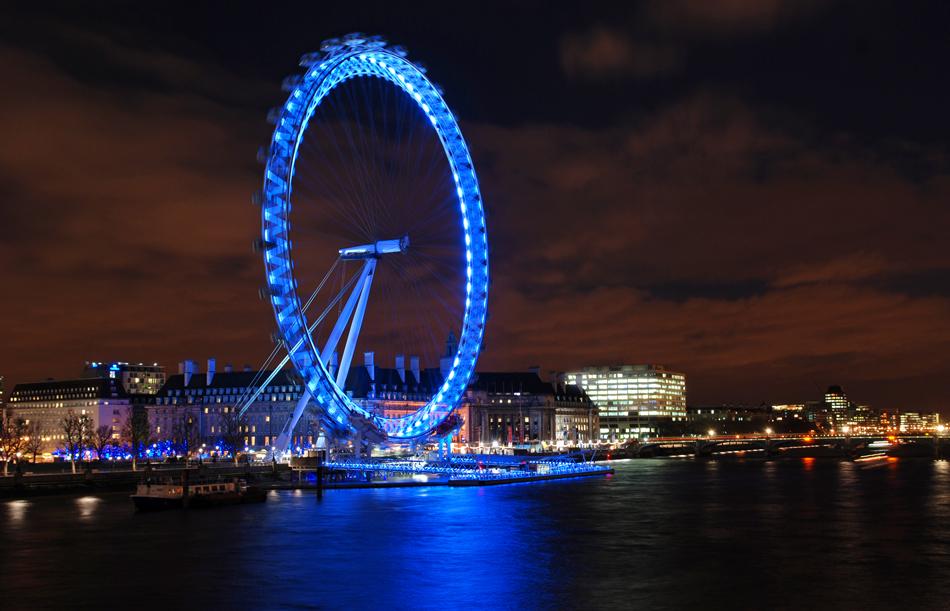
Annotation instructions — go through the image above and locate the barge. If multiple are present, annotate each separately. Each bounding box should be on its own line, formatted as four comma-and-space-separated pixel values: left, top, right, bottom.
131, 477, 266, 511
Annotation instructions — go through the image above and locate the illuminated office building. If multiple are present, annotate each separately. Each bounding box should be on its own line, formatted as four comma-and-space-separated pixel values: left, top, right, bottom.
824, 385, 850, 426
561, 365, 686, 442
898, 411, 940, 433
82, 361, 166, 396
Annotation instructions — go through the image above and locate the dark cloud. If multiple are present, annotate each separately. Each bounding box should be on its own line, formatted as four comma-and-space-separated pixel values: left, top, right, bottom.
560, 28, 683, 79
0, 43, 275, 383
1, 3, 949, 414
468, 92, 950, 409
642, 0, 831, 36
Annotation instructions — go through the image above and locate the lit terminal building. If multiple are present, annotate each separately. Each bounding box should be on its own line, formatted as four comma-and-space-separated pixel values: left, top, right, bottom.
561, 365, 686, 441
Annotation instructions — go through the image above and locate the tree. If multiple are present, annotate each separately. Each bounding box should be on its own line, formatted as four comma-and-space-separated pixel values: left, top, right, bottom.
1, 409, 27, 476
218, 407, 247, 465
122, 410, 151, 471
61, 411, 91, 475
23, 422, 43, 464
171, 412, 199, 458
92, 425, 113, 461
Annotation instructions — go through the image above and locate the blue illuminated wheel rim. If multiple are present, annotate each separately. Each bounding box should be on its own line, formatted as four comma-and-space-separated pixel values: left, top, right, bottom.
260, 33, 488, 441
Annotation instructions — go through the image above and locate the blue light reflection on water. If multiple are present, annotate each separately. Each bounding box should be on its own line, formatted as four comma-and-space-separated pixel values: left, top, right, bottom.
3, 459, 950, 609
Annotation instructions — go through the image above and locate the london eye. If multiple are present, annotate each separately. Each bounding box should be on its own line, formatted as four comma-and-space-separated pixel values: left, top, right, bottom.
250, 33, 489, 453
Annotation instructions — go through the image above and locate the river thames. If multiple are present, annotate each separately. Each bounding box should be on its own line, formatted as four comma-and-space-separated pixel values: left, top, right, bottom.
3, 458, 950, 609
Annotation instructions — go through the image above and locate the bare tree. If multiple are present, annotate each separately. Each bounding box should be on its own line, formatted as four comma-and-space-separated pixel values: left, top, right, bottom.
61, 411, 91, 475
23, 421, 43, 464
218, 407, 247, 465
171, 412, 200, 458
92, 425, 113, 461
1, 409, 27, 476
122, 410, 151, 471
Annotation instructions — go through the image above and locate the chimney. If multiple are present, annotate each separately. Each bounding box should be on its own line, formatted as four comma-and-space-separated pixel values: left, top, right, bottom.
183, 359, 197, 387
224, 363, 233, 374
243, 364, 252, 372
364, 352, 375, 381
178, 361, 185, 375
395, 354, 405, 383
528, 365, 542, 380
410, 356, 420, 384
207, 358, 216, 386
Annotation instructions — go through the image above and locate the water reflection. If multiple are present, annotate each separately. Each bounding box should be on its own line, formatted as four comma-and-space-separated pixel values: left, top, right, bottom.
1, 460, 950, 609
6, 499, 30, 523
75, 496, 101, 520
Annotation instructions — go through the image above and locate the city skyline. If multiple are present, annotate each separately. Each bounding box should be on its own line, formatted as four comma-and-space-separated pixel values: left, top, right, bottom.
1, 2, 949, 412
6, 354, 935, 423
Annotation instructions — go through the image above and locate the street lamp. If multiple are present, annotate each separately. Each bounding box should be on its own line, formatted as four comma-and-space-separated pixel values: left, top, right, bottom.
765, 427, 773, 436
707, 429, 716, 438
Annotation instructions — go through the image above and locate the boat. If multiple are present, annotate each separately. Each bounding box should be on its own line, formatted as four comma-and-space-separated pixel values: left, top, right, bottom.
131, 476, 267, 511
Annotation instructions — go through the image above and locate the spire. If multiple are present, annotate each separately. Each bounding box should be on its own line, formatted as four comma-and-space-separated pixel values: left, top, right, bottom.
444, 330, 458, 357
440, 330, 459, 380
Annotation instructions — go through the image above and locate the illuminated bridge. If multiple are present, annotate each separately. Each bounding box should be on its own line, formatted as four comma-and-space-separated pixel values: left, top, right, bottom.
631, 433, 949, 459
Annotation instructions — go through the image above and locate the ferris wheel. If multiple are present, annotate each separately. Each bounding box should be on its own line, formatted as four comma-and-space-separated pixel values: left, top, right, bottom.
253, 33, 489, 450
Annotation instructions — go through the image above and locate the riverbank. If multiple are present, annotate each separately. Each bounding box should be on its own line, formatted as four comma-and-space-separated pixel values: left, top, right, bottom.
0, 463, 289, 499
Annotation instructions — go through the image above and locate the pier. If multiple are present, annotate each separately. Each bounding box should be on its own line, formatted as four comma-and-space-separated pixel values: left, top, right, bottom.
284, 454, 613, 489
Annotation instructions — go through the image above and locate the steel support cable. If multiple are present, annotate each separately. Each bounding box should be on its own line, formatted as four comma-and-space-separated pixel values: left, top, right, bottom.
238, 266, 363, 417
234, 258, 341, 409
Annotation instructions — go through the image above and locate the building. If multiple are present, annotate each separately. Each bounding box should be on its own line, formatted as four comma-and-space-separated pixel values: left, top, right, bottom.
685, 404, 772, 435
350, 352, 445, 407
150, 359, 310, 451
824, 385, 851, 427
769, 404, 812, 432
82, 361, 166, 396
6, 377, 131, 453
846, 404, 879, 434
349, 355, 598, 447
898, 411, 941, 433
457, 371, 596, 447
149, 353, 448, 452
561, 365, 686, 441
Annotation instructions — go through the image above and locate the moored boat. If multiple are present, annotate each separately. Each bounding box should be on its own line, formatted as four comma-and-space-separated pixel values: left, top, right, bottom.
131, 476, 266, 511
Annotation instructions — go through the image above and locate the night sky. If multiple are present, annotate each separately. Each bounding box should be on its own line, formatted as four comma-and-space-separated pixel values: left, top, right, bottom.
1, 1, 948, 412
